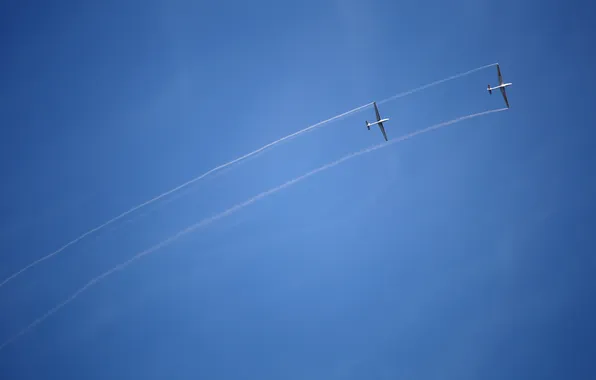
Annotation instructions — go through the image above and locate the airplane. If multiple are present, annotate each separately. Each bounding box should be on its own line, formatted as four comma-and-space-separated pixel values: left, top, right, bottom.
366, 101, 390, 141
487, 63, 512, 108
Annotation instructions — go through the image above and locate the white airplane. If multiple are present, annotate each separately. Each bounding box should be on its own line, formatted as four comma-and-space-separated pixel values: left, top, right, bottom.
366, 102, 390, 141
487, 64, 512, 108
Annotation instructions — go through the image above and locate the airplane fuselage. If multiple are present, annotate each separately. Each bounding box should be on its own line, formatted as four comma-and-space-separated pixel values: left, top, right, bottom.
488, 83, 512, 91
367, 118, 389, 126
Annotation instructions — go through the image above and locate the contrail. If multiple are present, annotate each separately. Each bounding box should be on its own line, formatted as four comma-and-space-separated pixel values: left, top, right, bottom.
0, 63, 496, 289
0, 104, 370, 290
0, 107, 508, 351
377, 63, 497, 105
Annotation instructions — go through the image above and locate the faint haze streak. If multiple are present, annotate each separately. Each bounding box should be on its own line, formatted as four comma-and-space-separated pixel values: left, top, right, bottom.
0, 107, 508, 351
0, 63, 497, 290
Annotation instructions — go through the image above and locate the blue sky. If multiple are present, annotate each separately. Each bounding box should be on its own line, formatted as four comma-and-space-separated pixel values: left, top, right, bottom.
1, 0, 595, 379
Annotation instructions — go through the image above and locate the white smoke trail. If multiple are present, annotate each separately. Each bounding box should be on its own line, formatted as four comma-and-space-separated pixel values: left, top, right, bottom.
377, 63, 497, 105
0, 107, 507, 351
0, 104, 370, 290
0, 63, 496, 289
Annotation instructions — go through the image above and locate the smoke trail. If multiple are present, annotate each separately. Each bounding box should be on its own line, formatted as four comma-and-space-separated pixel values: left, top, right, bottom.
377, 63, 497, 105
0, 107, 507, 351
0, 63, 496, 289
0, 104, 370, 290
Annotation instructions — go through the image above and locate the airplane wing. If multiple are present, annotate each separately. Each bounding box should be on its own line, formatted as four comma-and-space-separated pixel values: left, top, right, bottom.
500, 87, 510, 108
374, 102, 382, 122
378, 122, 388, 141
497, 64, 504, 85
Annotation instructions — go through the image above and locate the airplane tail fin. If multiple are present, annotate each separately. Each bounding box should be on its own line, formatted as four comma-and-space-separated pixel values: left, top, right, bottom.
487, 85, 492, 94
366, 121, 370, 130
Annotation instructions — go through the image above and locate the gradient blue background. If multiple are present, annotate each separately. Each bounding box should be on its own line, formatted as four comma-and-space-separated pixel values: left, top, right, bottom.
1, 0, 595, 379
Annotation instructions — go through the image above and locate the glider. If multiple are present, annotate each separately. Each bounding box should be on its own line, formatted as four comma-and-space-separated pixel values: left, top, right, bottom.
487, 64, 512, 108
366, 102, 390, 141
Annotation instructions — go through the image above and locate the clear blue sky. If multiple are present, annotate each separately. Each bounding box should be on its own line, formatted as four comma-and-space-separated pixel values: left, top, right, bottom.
1, 0, 595, 379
